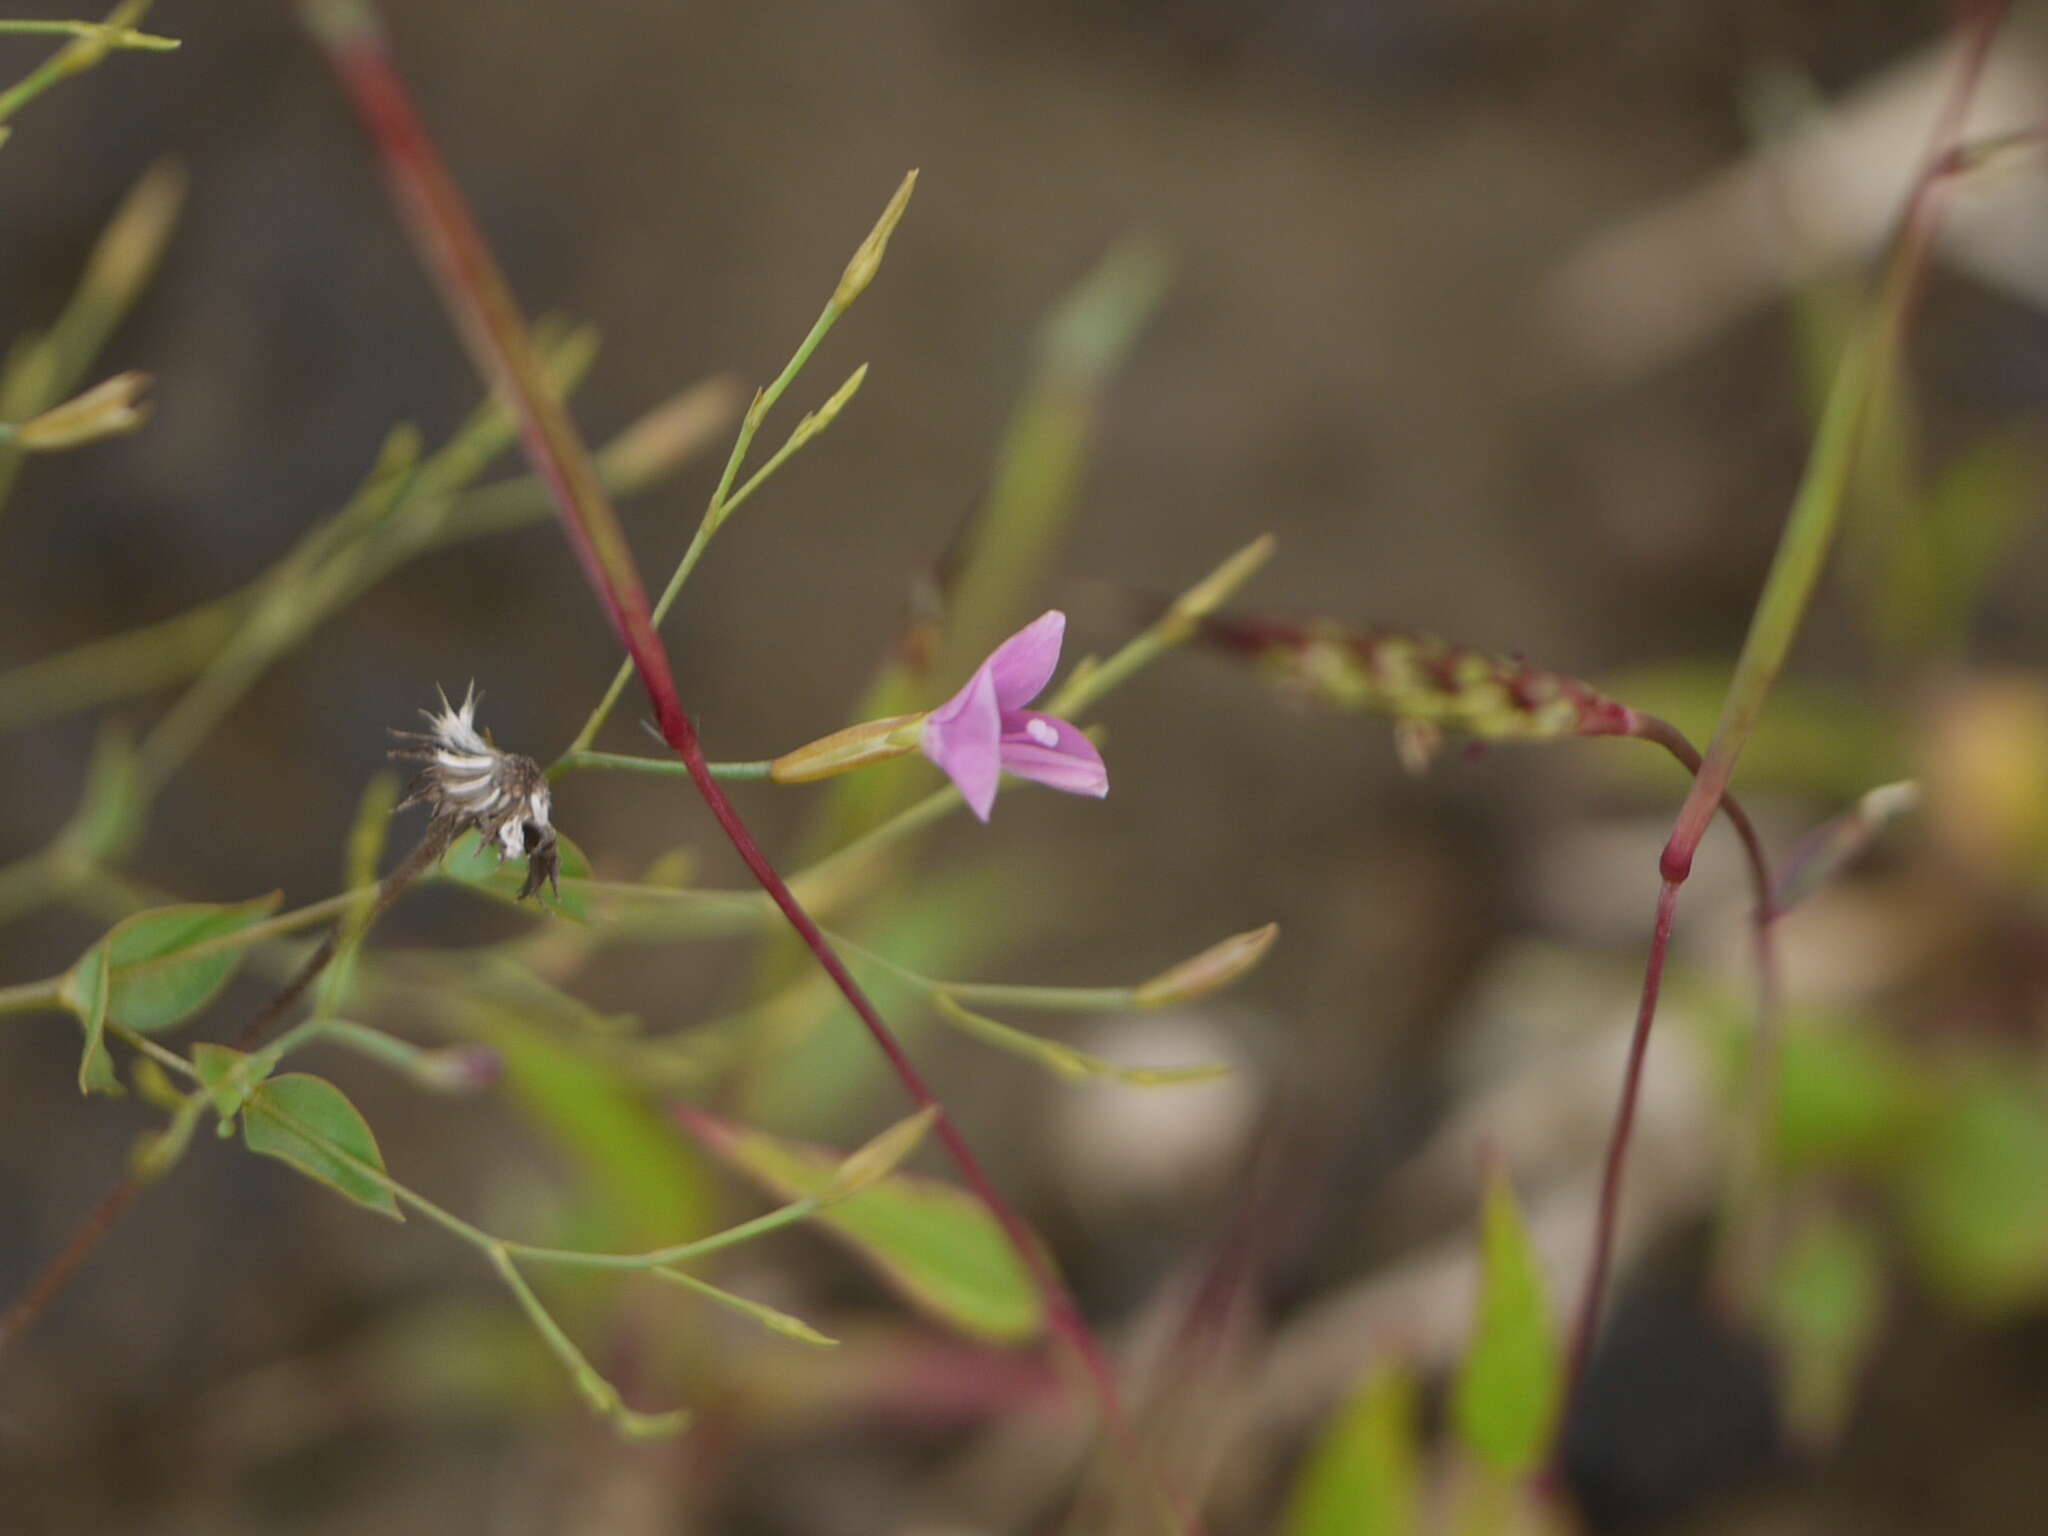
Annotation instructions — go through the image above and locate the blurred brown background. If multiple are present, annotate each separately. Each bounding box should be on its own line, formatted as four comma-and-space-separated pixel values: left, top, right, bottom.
6, 2, 2048, 1533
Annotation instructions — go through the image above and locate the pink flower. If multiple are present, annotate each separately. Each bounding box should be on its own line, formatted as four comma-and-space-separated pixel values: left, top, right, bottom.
921, 611, 1108, 822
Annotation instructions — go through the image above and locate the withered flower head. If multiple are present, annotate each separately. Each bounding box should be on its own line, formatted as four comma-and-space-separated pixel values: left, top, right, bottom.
389, 685, 559, 900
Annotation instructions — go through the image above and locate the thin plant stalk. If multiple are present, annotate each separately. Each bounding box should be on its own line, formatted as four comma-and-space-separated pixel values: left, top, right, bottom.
0, 1173, 139, 1354
299, 5, 1183, 1519
1552, 0, 2008, 1471
0, 1, 169, 129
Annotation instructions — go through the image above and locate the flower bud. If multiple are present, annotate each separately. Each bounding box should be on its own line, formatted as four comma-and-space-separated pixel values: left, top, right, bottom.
1133, 923, 1279, 1007
786, 364, 868, 453
769, 712, 925, 784
411, 1044, 504, 1095
12, 371, 152, 451
1168, 534, 1277, 628
834, 170, 917, 310
821, 1106, 939, 1204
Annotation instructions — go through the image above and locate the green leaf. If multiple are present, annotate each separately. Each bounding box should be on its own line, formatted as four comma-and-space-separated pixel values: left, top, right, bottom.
472, 1004, 713, 1250
1763, 1212, 1885, 1447
677, 1106, 1044, 1345
62, 895, 282, 1049
243, 1073, 402, 1220
1453, 1168, 1561, 1477
69, 940, 116, 1095
1898, 1070, 2048, 1315
1769, 1015, 1924, 1171
64, 894, 282, 1095
438, 827, 594, 922
1284, 1363, 1421, 1536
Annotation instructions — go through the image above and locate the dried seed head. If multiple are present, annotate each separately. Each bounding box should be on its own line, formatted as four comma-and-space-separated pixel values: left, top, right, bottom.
389, 685, 559, 900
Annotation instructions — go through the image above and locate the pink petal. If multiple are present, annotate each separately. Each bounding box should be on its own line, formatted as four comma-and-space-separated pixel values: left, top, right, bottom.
998, 711, 1108, 800
983, 611, 1066, 712
921, 666, 1003, 821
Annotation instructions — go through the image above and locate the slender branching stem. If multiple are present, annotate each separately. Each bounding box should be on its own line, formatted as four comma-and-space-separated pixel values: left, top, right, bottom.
0, 976, 62, 1016
1555, 877, 1680, 1455
555, 751, 773, 781
0, 1175, 140, 1356
237, 826, 451, 1050
299, 11, 1182, 1517
0, 1, 171, 128
560, 304, 844, 761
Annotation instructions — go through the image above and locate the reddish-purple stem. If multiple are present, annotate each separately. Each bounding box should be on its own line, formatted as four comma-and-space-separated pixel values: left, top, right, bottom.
1556, 877, 1679, 1446
0, 1174, 139, 1356
302, 4, 1182, 1520
1554, 6, 2004, 1481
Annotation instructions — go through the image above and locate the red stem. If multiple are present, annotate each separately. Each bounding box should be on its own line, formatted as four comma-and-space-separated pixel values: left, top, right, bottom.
1554, 10, 2003, 1475
301, 3, 1180, 1520
1548, 718, 1784, 1473
1553, 876, 1680, 1462
0, 1174, 140, 1356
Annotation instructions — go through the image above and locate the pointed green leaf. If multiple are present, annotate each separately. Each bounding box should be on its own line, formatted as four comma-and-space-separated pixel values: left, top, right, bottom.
62, 894, 283, 1064
243, 1072, 402, 1220
474, 1005, 713, 1249
69, 940, 116, 1095
438, 827, 593, 921
676, 1106, 1043, 1344
1764, 1212, 1885, 1446
1453, 1168, 1561, 1477
1284, 1363, 1421, 1536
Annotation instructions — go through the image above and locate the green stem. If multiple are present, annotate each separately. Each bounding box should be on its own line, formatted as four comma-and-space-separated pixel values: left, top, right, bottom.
0, 360, 727, 739
712, 308, 839, 512
108, 1021, 201, 1079
499, 1195, 825, 1272
829, 929, 1134, 1013
0, 2, 167, 127
1659, 3, 2005, 883
100, 890, 361, 990
559, 301, 843, 761
484, 1245, 686, 1434
256, 1088, 822, 1280
0, 19, 177, 47
555, 751, 773, 781
0, 849, 64, 928
267, 1017, 446, 1084
0, 976, 62, 1016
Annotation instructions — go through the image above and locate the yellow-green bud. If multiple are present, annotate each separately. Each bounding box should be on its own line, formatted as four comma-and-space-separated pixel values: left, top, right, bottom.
821, 1106, 939, 1203
1133, 922, 1279, 1007
769, 712, 925, 784
12, 371, 152, 451
834, 169, 918, 310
